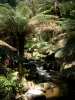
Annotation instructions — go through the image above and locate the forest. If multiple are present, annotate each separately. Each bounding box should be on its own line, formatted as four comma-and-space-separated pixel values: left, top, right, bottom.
0, 0, 75, 100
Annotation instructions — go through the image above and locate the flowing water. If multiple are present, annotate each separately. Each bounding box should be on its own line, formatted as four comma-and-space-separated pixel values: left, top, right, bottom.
23, 59, 75, 100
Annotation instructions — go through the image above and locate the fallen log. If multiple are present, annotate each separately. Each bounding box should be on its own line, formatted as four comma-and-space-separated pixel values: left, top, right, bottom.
0, 40, 17, 52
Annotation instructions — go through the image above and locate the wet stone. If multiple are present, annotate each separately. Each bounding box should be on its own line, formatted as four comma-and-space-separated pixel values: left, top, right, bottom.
24, 89, 46, 100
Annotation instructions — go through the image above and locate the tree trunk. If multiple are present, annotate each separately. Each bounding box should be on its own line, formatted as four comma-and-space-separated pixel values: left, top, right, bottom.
18, 52, 24, 77
17, 33, 25, 77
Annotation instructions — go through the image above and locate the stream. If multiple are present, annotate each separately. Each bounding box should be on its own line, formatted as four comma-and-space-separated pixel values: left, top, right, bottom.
23, 59, 58, 83
23, 59, 75, 100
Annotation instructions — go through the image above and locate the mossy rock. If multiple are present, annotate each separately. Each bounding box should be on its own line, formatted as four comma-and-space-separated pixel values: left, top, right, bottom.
55, 50, 64, 58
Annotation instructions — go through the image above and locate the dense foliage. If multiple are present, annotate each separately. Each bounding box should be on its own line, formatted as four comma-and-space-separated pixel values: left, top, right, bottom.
0, 72, 23, 100
0, 0, 75, 99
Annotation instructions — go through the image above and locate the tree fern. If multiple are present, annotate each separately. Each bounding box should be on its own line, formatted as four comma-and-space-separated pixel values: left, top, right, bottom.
0, 2, 33, 76
16, 1, 33, 18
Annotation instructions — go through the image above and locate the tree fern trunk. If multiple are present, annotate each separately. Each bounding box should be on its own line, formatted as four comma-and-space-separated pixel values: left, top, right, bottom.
18, 52, 24, 77
17, 33, 25, 77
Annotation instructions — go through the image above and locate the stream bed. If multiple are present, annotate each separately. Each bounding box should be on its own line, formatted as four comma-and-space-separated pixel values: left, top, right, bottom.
23, 59, 75, 100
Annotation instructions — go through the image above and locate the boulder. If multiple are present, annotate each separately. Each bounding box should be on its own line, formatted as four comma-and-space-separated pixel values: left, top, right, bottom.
24, 89, 46, 100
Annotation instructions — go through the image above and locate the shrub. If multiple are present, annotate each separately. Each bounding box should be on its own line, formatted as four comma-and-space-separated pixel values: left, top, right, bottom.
0, 76, 12, 99
41, 29, 53, 42
0, 72, 23, 99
